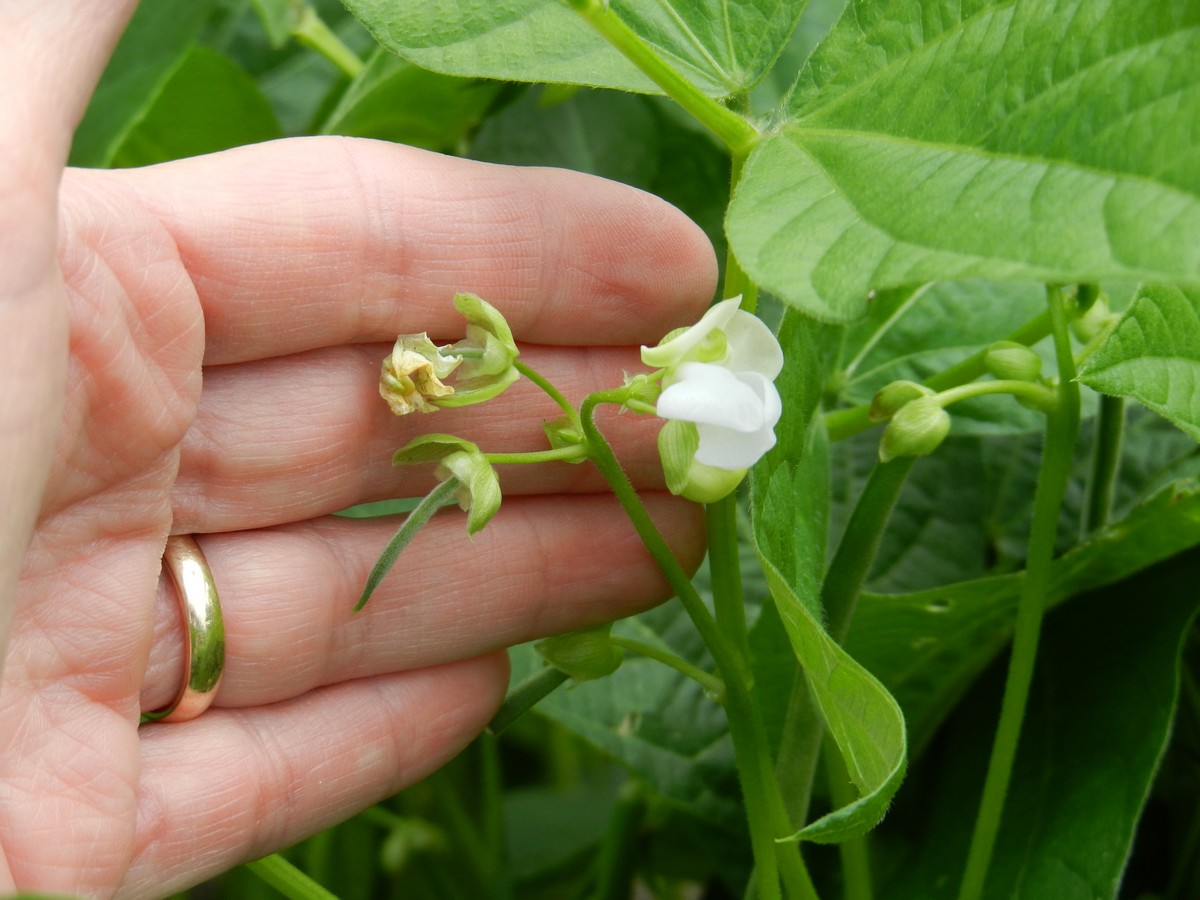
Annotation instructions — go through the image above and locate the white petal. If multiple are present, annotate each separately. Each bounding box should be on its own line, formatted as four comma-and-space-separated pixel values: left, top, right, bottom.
723, 312, 784, 379
656, 363, 764, 431
694, 374, 782, 469
640, 297, 741, 369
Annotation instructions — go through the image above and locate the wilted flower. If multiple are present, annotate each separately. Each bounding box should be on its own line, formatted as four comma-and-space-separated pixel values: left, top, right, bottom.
379, 334, 462, 415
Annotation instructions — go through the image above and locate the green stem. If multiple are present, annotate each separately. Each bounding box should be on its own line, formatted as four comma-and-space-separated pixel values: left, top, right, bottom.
609, 634, 725, 698
592, 781, 649, 900
824, 743, 874, 900
484, 445, 588, 465
563, 0, 759, 154
1082, 394, 1125, 535
933, 379, 1056, 411
957, 286, 1081, 900
514, 359, 580, 424
355, 478, 460, 611
825, 310, 1053, 442
707, 494, 749, 661
293, 7, 364, 78
581, 392, 817, 900
823, 457, 915, 644
486, 665, 570, 735
244, 854, 339, 900
724, 153, 760, 314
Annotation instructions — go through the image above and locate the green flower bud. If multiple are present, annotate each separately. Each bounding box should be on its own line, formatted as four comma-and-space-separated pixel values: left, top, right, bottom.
879, 397, 951, 462
1070, 295, 1118, 344
441, 293, 521, 407
870, 380, 934, 422
983, 341, 1043, 382
437, 450, 502, 535
1014, 384, 1059, 414
658, 418, 746, 503
391, 435, 501, 535
535, 624, 623, 682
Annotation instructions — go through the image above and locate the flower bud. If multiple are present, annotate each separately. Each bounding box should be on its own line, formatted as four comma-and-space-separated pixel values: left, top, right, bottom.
543, 415, 587, 462
437, 450, 502, 535
870, 380, 933, 422
879, 397, 951, 462
1071, 295, 1118, 344
379, 334, 462, 415
536, 624, 623, 682
983, 341, 1043, 382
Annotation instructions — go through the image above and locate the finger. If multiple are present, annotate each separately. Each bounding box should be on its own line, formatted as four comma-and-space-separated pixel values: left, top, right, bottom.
171, 342, 665, 533
124, 654, 507, 898
143, 492, 704, 711
104, 137, 717, 363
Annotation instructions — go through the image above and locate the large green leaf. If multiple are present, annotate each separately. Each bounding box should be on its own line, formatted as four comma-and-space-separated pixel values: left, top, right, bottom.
320, 48, 502, 150
339, 0, 805, 97
70, 0, 220, 167
849, 479, 1200, 754
752, 310, 907, 842
1077, 284, 1200, 442
107, 46, 282, 168
729, 0, 1200, 321
878, 549, 1200, 899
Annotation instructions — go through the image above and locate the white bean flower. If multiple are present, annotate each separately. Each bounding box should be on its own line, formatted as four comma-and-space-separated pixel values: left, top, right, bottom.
641, 297, 784, 502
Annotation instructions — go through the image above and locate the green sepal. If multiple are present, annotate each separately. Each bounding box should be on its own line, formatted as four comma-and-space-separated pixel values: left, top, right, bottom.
439, 292, 521, 407
543, 415, 587, 462
657, 419, 746, 503
535, 624, 623, 682
392, 433, 479, 465
438, 451, 502, 535
869, 380, 933, 422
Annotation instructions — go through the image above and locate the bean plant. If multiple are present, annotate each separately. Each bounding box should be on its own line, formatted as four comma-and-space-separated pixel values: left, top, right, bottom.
77, 0, 1200, 897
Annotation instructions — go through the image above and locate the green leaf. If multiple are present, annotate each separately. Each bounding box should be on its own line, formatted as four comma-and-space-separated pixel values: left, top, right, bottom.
107, 46, 282, 168
1077, 284, 1200, 442
878, 549, 1200, 899
849, 479, 1200, 754
70, 0, 220, 167
339, 0, 805, 96
751, 310, 908, 842
320, 48, 502, 150
728, 0, 1200, 321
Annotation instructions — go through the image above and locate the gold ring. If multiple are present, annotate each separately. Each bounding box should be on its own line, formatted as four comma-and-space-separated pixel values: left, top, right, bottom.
143, 534, 226, 723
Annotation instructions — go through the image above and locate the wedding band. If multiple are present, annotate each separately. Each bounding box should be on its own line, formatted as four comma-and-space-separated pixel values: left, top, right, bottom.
143, 534, 226, 723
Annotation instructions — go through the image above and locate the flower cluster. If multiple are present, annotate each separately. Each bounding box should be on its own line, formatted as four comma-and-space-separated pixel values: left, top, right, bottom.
640, 297, 784, 503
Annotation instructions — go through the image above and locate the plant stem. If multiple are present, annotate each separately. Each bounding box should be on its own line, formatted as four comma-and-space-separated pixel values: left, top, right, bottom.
609, 634, 725, 698
244, 854, 339, 900
824, 743, 874, 900
293, 6, 364, 78
822, 457, 915, 644
592, 781, 649, 900
486, 665, 570, 735
707, 494, 750, 660
563, 0, 759, 154
484, 445, 588, 465
514, 359, 580, 424
957, 285, 1081, 900
1082, 393, 1125, 535
933, 379, 1056, 410
825, 310, 1053, 442
580, 392, 817, 900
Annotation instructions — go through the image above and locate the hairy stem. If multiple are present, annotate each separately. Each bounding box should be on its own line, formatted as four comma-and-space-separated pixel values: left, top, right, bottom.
957, 285, 1081, 900
609, 634, 725, 698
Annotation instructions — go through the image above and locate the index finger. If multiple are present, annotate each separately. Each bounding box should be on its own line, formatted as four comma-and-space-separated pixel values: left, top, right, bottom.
103, 136, 718, 364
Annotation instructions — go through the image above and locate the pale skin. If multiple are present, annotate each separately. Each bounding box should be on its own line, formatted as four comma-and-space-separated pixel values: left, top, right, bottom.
0, 4, 715, 896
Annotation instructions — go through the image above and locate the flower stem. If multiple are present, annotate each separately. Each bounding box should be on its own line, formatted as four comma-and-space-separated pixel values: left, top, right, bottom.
562, 0, 759, 155
244, 854, 338, 900
293, 6, 364, 78
957, 285, 1081, 900
825, 310, 1053, 442
580, 391, 817, 900
1082, 393, 1125, 535
933, 379, 1056, 411
515, 359, 580, 425
484, 445, 588, 465
609, 634, 725, 699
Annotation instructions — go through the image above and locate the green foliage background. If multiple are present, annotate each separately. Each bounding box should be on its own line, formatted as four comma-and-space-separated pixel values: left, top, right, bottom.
75, 0, 1200, 897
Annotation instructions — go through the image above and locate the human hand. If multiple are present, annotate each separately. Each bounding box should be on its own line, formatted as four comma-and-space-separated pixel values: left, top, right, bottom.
0, 67, 715, 900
